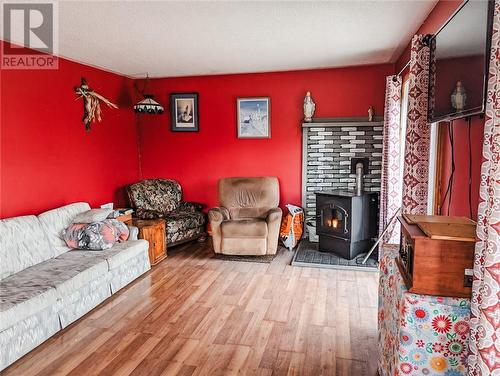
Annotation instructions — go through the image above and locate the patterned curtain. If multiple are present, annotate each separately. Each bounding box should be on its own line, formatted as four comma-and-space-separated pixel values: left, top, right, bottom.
402, 35, 431, 215
468, 1, 500, 374
379, 76, 402, 245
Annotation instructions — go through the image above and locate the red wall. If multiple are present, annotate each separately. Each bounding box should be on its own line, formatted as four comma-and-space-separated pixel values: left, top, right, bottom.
439, 117, 484, 219
395, 0, 463, 72
0, 42, 140, 218
137, 65, 393, 209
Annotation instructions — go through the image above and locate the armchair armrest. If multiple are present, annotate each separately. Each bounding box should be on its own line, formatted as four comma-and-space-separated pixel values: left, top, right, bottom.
178, 201, 205, 212
208, 207, 230, 222
266, 207, 283, 254
266, 207, 283, 224
208, 207, 230, 252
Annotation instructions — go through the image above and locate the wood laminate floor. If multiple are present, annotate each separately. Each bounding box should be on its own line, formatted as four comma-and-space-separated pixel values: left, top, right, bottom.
3, 241, 379, 376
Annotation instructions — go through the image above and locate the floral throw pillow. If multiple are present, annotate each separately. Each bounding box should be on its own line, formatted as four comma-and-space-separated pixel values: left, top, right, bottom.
63, 219, 129, 250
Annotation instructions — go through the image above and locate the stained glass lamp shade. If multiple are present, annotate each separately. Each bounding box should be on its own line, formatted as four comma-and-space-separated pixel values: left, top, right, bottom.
134, 94, 164, 114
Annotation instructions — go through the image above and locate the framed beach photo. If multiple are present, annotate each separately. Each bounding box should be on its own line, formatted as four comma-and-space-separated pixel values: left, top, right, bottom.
237, 97, 270, 139
170, 93, 199, 132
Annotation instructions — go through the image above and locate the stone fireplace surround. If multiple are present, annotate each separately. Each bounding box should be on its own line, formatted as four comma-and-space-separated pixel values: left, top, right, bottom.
301, 117, 384, 220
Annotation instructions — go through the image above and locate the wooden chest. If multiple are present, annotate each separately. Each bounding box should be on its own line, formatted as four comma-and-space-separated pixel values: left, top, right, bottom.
397, 215, 475, 298
130, 219, 167, 266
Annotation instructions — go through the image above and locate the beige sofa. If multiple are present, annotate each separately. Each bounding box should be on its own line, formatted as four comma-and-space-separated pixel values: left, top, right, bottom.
208, 177, 282, 255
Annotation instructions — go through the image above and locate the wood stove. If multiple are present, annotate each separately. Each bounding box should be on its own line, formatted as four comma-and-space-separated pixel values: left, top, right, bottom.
315, 190, 378, 260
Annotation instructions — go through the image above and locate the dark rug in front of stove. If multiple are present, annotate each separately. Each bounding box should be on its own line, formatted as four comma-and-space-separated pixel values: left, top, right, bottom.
292, 240, 378, 271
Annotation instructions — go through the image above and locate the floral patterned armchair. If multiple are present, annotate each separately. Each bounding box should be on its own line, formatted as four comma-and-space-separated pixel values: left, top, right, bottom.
127, 179, 206, 246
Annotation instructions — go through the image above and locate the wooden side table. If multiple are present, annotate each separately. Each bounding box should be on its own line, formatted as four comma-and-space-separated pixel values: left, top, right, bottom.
130, 219, 167, 266
115, 213, 133, 223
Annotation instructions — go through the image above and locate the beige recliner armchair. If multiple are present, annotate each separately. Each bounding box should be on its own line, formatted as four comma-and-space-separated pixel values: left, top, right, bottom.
208, 177, 282, 255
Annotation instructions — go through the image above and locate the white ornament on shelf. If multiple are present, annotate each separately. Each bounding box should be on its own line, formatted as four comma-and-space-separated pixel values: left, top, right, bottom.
451, 81, 467, 112
303, 91, 315, 122
368, 106, 374, 122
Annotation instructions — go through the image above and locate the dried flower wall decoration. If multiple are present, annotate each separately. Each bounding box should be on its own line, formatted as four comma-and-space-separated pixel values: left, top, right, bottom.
74, 77, 118, 131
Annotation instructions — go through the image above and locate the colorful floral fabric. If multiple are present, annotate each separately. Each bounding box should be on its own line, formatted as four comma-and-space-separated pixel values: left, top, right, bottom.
378, 248, 471, 376
62, 219, 129, 250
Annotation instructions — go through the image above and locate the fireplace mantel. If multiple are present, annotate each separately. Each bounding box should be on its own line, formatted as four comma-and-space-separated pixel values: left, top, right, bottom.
302, 116, 384, 128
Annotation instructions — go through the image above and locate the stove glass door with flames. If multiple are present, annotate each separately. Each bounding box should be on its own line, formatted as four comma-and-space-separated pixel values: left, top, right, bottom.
321, 205, 348, 235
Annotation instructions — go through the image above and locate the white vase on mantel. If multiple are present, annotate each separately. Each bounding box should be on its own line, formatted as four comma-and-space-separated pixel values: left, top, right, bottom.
303, 91, 315, 122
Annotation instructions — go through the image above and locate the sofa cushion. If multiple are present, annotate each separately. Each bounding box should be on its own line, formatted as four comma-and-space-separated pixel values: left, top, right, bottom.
63, 240, 149, 271
50, 253, 109, 296
165, 211, 205, 233
101, 240, 149, 270
221, 219, 268, 238
0, 215, 55, 280
0, 240, 147, 333
38, 202, 91, 256
0, 269, 58, 332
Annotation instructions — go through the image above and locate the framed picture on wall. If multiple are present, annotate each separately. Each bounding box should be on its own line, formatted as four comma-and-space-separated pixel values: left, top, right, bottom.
237, 97, 270, 139
170, 93, 199, 132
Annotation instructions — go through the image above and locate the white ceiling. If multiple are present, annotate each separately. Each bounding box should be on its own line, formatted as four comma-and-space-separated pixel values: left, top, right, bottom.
5, 1, 439, 78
